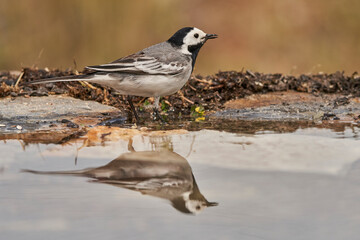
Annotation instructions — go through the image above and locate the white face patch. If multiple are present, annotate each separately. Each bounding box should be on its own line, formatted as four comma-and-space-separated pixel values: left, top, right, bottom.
185, 199, 206, 214
180, 28, 207, 55
182, 191, 207, 214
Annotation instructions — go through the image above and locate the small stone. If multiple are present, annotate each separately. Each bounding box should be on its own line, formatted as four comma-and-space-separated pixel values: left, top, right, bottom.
140, 127, 148, 131
45, 83, 54, 89
312, 111, 324, 121
66, 122, 79, 128
61, 119, 71, 123
16, 125, 23, 130
322, 113, 336, 121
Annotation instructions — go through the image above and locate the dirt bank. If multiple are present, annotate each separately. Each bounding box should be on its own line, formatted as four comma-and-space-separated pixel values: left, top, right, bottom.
0, 68, 359, 132
1, 68, 359, 113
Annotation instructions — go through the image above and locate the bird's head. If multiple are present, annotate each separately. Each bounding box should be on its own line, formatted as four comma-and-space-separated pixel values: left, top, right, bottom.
170, 173, 218, 215
171, 193, 218, 215
185, 199, 219, 214
167, 27, 218, 56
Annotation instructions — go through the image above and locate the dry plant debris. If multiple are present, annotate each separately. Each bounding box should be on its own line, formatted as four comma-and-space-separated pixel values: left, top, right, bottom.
1, 68, 359, 116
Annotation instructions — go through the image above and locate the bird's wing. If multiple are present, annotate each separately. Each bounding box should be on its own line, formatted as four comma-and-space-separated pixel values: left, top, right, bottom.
86, 52, 185, 75
93, 177, 184, 190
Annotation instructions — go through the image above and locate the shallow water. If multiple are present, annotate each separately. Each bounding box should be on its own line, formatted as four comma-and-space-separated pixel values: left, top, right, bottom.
1, 121, 360, 240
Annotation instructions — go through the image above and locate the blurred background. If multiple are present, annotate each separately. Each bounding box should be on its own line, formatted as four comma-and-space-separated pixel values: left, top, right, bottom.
0, 0, 359, 75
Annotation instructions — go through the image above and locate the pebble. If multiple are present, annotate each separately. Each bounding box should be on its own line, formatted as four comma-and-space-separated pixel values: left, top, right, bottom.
61, 119, 71, 123
140, 127, 148, 131
66, 122, 79, 128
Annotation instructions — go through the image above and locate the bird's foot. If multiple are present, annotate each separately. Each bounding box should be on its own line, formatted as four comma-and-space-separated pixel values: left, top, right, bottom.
153, 108, 166, 123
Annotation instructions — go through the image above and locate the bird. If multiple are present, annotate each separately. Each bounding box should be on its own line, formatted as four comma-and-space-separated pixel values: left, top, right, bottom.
31, 27, 218, 123
22, 148, 218, 214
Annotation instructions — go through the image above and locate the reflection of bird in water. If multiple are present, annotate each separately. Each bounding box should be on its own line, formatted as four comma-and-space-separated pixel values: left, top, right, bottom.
23, 147, 217, 214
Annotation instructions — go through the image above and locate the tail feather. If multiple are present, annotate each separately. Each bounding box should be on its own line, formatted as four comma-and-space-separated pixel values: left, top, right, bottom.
21, 168, 91, 176
30, 74, 91, 84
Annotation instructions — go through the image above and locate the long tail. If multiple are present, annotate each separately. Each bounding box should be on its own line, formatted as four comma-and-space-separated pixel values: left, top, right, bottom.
21, 168, 92, 176
30, 74, 93, 85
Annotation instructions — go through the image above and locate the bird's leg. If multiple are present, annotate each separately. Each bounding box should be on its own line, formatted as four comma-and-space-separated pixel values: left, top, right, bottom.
153, 96, 165, 123
127, 96, 140, 124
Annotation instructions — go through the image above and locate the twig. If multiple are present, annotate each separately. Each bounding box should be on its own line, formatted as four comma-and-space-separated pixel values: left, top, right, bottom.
137, 97, 147, 105
31, 48, 44, 69
177, 90, 194, 104
73, 58, 78, 71
65, 84, 75, 91
209, 84, 224, 90
14, 71, 25, 87
246, 70, 256, 78
186, 135, 196, 158
187, 83, 197, 91
74, 138, 89, 165
128, 138, 135, 152
193, 76, 212, 85
80, 81, 97, 90
103, 88, 109, 104
163, 99, 172, 107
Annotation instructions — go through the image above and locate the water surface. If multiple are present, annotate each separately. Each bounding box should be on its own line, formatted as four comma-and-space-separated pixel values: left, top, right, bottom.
1, 121, 360, 240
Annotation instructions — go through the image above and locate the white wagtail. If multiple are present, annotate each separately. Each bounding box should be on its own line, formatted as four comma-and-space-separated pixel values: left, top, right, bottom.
23, 149, 218, 214
32, 27, 218, 122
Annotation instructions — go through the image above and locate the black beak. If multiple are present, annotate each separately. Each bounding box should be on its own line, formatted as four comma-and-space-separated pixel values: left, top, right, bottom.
207, 201, 219, 207
205, 33, 218, 40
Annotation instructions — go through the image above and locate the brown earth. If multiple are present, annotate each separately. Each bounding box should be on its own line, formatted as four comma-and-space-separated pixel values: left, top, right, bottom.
224, 91, 328, 109
1, 68, 359, 117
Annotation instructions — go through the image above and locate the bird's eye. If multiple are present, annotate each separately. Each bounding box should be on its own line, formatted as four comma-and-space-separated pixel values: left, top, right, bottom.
196, 206, 201, 210
194, 33, 199, 38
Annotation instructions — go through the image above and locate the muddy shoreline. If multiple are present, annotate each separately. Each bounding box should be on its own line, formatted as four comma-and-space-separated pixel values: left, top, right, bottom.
0, 68, 359, 140
1, 68, 359, 113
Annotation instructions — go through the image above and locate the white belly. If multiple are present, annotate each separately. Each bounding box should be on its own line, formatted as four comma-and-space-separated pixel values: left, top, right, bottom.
89, 68, 192, 97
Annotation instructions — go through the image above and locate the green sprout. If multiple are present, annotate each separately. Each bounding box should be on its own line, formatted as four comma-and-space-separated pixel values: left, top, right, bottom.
190, 105, 206, 121
144, 99, 150, 106
161, 100, 170, 112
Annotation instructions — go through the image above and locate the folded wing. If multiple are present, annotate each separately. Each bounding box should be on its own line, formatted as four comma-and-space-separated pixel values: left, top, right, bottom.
86, 53, 184, 75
